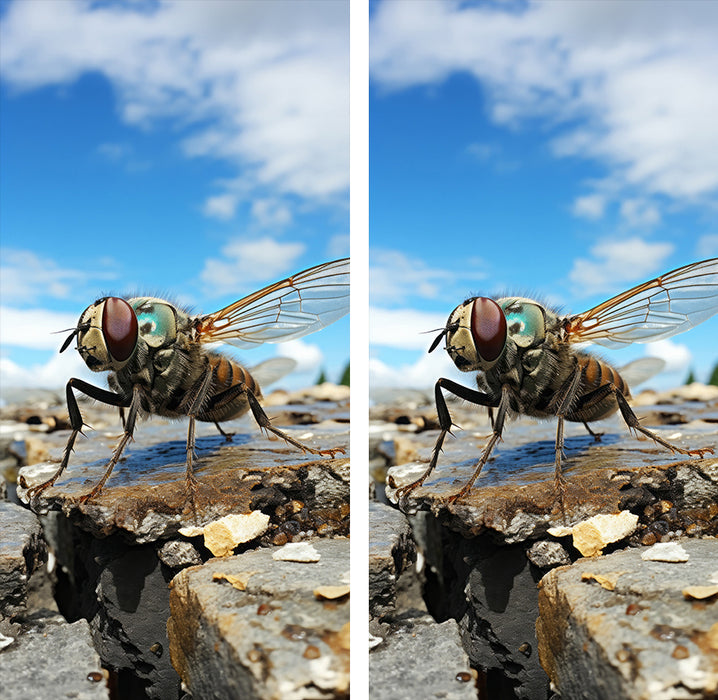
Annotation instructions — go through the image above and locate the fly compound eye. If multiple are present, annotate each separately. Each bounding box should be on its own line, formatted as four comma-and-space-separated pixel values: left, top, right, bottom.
102, 297, 138, 362
471, 297, 507, 363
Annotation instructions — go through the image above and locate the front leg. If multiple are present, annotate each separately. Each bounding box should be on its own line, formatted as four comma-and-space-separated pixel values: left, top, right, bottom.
79, 385, 142, 503
25, 378, 132, 505
394, 377, 501, 507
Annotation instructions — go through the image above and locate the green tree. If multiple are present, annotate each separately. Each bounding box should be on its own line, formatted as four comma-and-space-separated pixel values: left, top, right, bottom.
685, 369, 696, 384
339, 361, 350, 387
316, 368, 327, 385
709, 362, 718, 387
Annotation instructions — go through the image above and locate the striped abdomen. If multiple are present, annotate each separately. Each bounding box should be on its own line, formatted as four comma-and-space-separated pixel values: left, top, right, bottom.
566, 354, 629, 423
197, 353, 261, 423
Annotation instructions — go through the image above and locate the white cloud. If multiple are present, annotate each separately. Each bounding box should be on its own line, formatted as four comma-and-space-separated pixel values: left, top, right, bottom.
250, 199, 292, 228
619, 198, 660, 228
200, 236, 305, 296
1, 348, 96, 390
370, 306, 450, 352
569, 238, 674, 297
370, 249, 487, 306
327, 234, 350, 260
696, 234, 718, 259
370, 1, 718, 205
96, 141, 150, 172
276, 339, 324, 375
0, 249, 117, 304
572, 193, 607, 220
369, 349, 461, 389
645, 339, 692, 375
203, 194, 239, 221
0, 307, 82, 350
0, 0, 349, 211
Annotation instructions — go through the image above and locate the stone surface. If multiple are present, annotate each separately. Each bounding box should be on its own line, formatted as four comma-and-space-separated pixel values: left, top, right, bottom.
168, 537, 350, 700
53, 520, 181, 700
373, 388, 718, 700
0, 613, 109, 700
526, 540, 571, 570
0, 501, 46, 619
424, 525, 551, 700
369, 501, 417, 620
369, 615, 476, 700
537, 537, 718, 700
156, 539, 202, 569
383, 400, 718, 543
15, 401, 349, 543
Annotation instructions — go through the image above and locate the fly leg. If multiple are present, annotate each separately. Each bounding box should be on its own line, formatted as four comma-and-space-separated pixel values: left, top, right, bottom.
393, 378, 500, 508
213, 421, 233, 442
612, 388, 714, 457
179, 365, 216, 500
79, 385, 142, 503
582, 421, 603, 442
546, 365, 585, 506
244, 388, 344, 457
24, 379, 132, 505
203, 379, 345, 458
448, 385, 511, 504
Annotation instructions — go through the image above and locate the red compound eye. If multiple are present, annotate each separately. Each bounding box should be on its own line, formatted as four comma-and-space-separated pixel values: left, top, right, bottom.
470, 297, 507, 362
102, 297, 138, 362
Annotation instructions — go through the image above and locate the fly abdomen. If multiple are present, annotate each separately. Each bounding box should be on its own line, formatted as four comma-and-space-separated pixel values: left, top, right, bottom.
209, 355, 261, 397
567, 354, 628, 423
197, 354, 260, 424
578, 355, 628, 396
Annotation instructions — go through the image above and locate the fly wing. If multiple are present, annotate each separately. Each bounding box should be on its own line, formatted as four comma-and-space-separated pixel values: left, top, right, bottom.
195, 258, 349, 348
564, 258, 718, 348
618, 357, 665, 387
250, 357, 298, 387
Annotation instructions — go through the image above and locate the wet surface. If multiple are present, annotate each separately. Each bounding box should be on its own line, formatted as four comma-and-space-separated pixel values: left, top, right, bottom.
12, 393, 350, 542
378, 391, 718, 541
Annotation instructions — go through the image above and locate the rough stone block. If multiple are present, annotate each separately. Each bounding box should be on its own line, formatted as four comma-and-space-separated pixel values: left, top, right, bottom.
0, 613, 108, 700
369, 501, 416, 619
168, 537, 349, 699
0, 501, 45, 620
369, 615, 476, 700
537, 537, 718, 700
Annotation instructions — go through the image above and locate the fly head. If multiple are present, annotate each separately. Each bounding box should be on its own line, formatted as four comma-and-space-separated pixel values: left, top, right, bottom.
72, 297, 139, 372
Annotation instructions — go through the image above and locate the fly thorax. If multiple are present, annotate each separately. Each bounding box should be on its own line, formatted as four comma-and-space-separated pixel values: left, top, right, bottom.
521, 348, 544, 375
153, 348, 175, 374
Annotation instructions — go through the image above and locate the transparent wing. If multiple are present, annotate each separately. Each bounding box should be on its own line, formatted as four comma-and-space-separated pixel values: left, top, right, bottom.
195, 258, 349, 348
564, 258, 718, 348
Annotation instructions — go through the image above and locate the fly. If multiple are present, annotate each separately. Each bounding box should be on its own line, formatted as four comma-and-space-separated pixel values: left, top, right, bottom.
24, 258, 349, 505
394, 258, 718, 506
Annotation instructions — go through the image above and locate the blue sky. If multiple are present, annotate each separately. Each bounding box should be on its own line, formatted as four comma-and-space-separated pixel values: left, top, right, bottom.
0, 0, 349, 395
369, 0, 718, 391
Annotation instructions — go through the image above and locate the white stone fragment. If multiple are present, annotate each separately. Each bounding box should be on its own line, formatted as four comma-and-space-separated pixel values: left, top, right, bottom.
571, 511, 639, 557
640, 542, 690, 563
272, 542, 321, 562
203, 511, 271, 557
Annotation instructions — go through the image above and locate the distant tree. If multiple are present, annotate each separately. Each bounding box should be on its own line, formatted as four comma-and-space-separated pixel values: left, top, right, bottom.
339, 362, 350, 387
316, 369, 327, 385
685, 369, 696, 384
709, 362, 718, 387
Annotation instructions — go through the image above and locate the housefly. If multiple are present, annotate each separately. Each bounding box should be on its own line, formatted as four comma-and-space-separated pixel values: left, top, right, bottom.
25, 258, 349, 504
394, 258, 718, 505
